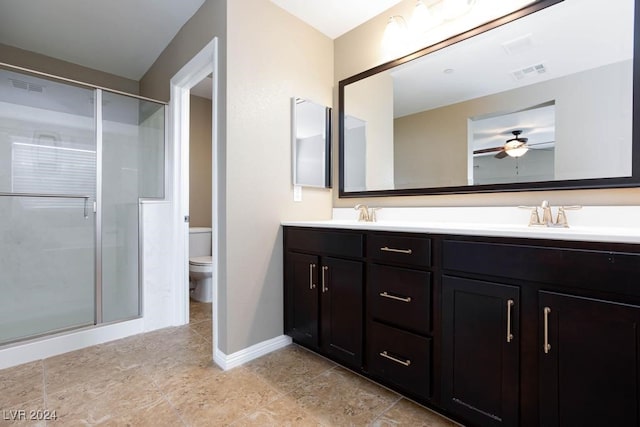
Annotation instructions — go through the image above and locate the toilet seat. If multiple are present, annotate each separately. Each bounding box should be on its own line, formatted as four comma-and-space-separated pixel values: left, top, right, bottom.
189, 256, 212, 266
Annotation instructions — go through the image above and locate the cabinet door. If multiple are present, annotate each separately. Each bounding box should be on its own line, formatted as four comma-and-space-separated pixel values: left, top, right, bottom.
539, 291, 640, 427
442, 276, 520, 427
285, 252, 319, 348
320, 257, 363, 368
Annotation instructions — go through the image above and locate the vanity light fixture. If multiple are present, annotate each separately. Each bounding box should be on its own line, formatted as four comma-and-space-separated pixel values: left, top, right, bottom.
382, 15, 409, 55
442, 0, 476, 20
383, 0, 476, 50
409, 0, 442, 34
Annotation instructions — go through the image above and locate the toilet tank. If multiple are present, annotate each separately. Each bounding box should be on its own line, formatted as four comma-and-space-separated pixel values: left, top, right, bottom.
189, 227, 212, 257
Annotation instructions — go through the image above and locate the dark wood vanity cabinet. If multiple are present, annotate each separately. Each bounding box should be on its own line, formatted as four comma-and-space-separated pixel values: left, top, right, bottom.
538, 291, 640, 427
286, 251, 320, 348
441, 276, 520, 426
284, 226, 640, 427
319, 256, 363, 366
284, 228, 364, 368
366, 233, 433, 401
443, 238, 640, 427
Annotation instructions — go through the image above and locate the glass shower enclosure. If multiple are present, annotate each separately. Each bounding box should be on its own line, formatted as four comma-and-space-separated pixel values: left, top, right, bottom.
0, 66, 165, 345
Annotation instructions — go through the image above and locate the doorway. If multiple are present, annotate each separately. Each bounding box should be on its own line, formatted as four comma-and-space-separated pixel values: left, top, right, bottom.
187, 76, 213, 326
169, 38, 219, 352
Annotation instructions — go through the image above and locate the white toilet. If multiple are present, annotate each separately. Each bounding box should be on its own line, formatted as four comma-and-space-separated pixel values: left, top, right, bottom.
189, 227, 213, 302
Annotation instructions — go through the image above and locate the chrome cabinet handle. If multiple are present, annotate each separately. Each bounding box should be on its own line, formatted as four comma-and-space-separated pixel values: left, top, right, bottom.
543, 307, 551, 354
379, 292, 412, 303
309, 263, 316, 290
506, 299, 514, 343
379, 351, 411, 367
321, 266, 328, 293
380, 246, 412, 255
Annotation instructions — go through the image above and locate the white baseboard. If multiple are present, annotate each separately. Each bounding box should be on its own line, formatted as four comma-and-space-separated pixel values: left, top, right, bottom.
214, 334, 292, 371
0, 318, 144, 370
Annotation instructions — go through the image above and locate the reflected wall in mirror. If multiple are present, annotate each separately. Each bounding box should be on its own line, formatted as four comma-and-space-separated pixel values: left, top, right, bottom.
292, 97, 331, 188
340, 0, 638, 196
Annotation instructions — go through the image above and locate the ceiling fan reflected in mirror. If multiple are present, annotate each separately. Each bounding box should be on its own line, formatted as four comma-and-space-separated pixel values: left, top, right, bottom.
500, 130, 529, 158
473, 129, 540, 159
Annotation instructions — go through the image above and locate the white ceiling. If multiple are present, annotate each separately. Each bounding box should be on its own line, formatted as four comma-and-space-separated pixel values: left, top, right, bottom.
270, 0, 403, 39
0, 0, 401, 82
0, 0, 206, 80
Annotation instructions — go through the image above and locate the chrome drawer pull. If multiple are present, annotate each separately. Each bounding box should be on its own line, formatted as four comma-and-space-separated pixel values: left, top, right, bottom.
379, 292, 412, 303
322, 266, 329, 293
309, 263, 316, 290
380, 246, 413, 255
506, 299, 514, 343
543, 307, 551, 354
379, 351, 411, 367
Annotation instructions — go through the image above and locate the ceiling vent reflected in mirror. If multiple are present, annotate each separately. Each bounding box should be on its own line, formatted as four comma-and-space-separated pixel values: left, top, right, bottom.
9, 78, 44, 93
512, 63, 547, 80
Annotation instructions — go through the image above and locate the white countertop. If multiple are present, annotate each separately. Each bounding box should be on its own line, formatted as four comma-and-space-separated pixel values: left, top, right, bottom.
282, 206, 640, 244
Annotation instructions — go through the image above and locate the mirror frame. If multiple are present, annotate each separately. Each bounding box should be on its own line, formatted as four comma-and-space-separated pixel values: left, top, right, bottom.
338, 0, 640, 197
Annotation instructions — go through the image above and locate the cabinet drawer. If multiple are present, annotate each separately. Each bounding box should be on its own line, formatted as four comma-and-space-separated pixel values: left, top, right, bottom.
369, 321, 431, 399
368, 264, 431, 335
443, 240, 640, 296
285, 227, 363, 258
367, 234, 431, 267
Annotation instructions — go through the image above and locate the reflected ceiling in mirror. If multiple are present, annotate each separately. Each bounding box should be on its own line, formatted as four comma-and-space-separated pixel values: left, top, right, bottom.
339, 0, 638, 197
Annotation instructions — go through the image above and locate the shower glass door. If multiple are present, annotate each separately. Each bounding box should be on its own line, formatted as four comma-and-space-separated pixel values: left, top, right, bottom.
0, 69, 96, 343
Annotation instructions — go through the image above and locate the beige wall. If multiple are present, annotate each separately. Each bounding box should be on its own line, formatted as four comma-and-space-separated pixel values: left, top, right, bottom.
189, 95, 212, 228
225, 0, 333, 354
0, 43, 138, 94
334, 0, 640, 207
394, 61, 632, 188
140, 0, 333, 354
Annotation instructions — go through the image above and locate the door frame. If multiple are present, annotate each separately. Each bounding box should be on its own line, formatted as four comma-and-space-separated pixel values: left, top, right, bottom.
169, 37, 220, 354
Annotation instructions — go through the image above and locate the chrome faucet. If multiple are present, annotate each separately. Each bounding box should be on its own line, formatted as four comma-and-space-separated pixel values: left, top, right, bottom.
519, 200, 581, 228
355, 204, 378, 222
540, 200, 554, 226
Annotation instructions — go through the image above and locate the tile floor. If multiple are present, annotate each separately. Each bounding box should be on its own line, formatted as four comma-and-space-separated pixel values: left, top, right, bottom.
0, 301, 457, 426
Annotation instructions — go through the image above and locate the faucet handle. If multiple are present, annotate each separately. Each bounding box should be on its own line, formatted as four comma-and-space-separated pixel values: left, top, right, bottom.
369, 207, 379, 222
518, 206, 543, 226
354, 204, 369, 222
555, 205, 582, 228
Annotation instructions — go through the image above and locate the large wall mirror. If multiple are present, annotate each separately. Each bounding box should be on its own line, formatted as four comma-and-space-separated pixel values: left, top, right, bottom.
339, 0, 640, 197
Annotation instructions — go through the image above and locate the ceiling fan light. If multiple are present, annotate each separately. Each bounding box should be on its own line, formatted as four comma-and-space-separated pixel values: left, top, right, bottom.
506, 145, 529, 158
